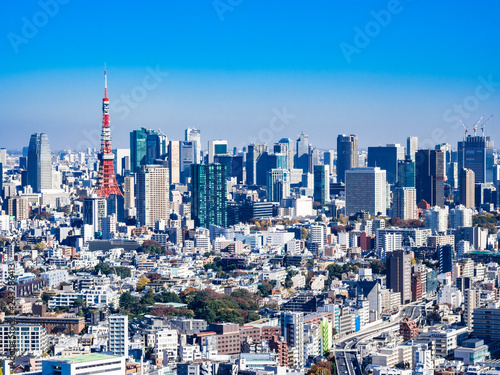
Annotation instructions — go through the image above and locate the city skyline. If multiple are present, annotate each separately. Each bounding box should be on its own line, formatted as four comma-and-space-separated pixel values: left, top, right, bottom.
1, 2, 500, 151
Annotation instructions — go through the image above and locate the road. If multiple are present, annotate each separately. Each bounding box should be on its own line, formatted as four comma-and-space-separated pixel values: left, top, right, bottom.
333, 302, 426, 375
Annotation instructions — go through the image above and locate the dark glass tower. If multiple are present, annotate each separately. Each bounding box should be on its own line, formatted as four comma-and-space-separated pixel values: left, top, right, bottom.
397, 159, 416, 188
191, 163, 227, 228
367, 144, 405, 185
458, 135, 494, 183
336, 134, 358, 183
28, 133, 52, 192
415, 149, 445, 207
130, 128, 167, 173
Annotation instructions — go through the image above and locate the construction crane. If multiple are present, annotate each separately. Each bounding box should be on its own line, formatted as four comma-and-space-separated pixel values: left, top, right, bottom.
480, 115, 493, 135
472, 115, 484, 136
460, 120, 468, 138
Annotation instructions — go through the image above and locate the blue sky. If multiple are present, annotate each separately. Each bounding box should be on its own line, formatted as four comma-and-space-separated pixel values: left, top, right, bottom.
1, 1, 500, 151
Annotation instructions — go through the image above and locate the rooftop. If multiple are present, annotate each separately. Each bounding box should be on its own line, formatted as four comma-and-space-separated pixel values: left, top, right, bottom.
54, 353, 118, 363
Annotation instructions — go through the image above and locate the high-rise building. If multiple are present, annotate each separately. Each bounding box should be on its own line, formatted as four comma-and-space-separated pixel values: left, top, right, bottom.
27, 133, 52, 192
313, 165, 330, 204
460, 168, 476, 209
294, 132, 310, 173
367, 144, 405, 185
267, 168, 291, 202
386, 250, 412, 305
113, 148, 130, 177
108, 314, 128, 357
208, 140, 228, 164
246, 143, 268, 186
275, 138, 293, 170
458, 134, 494, 183
337, 134, 358, 183
83, 195, 107, 234
406, 137, 418, 161
136, 165, 170, 228
415, 149, 445, 207
0, 148, 6, 166
185, 128, 201, 164
180, 141, 195, 182
191, 164, 227, 228
397, 159, 415, 188
7, 196, 29, 220
449, 205, 473, 229
130, 128, 167, 173
464, 288, 479, 329
324, 150, 335, 177
438, 244, 454, 275
214, 155, 244, 183
123, 175, 135, 212
345, 167, 387, 216
168, 141, 180, 185
424, 206, 448, 234
280, 312, 304, 368
393, 187, 417, 220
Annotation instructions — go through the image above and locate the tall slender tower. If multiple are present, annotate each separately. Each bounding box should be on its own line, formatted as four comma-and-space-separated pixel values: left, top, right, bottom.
95, 66, 123, 198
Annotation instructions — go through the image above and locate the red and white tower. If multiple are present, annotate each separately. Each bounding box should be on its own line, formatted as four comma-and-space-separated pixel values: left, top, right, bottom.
95, 66, 123, 198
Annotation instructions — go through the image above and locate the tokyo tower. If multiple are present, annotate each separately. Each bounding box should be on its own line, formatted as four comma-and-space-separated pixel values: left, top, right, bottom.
94, 65, 123, 198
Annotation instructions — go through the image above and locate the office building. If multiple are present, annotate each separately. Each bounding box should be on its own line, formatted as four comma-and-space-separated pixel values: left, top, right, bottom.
108, 314, 128, 357
267, 168, 291, 202
123, 175, 135, 211
458, 134, 494, 183
130, 128, 166, 173
0, 148, 6, 166
83, 195, 107, 233
136, 165, 169, 228
113, 148, 130, 176
449, 205, 473, 229
397, 159, 415, 188
407, 136, 418, 161
0, 324, 48, 356
386, 250, 412, 305
185, 128, 201, 164
208, 140, 228, 163
473, 308, 500, 341
324, 150, 335, 176
337, 134, 358, 183
393, 187, 417, 220
246, 143, 268, 185
415, 149, 445, 207
295, 132, 310, 173
7, 196, 29, 220
438, 244, 454, 275
425, 206, 448, 234
180, 141, 195, 182
345, 167, 387, 216
460, 168, 476, 209
191, 164, 227, 228
368, 144, 405, 184
214, 155, 244, 183
27, 133, 52, 192
313, 165, 330, 204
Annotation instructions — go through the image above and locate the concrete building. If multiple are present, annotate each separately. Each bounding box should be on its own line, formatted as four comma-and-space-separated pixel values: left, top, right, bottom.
386, 250, 412, 305
136, 165, 170, 228
345, 167, 387, 216
108, 314, 128, 358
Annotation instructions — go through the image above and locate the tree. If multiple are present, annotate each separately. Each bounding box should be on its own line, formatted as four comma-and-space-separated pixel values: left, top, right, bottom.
73, 298, 87, 308
41, 292, 52, 304
136, 276, 151, 291
119, 292, 136, 310
35, 242, 46, 252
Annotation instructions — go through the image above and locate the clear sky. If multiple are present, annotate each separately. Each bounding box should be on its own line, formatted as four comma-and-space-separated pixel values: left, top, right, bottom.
1, 1, 499, 152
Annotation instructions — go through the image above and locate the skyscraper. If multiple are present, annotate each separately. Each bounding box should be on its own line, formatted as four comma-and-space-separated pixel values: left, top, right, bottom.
167, 141, 180, 185
27, 133, 52, 192
185, 128, 201, 164
130, 128, 167, 173
386, 250, 412, 304
136, 165, 170, 228
458, 134, 494, 183
246, 143, 268, 186
415, 149, 445, 207
337, 134, 358, 183
313, 165, 330, 204
345, 167, 387, 216
214, 155, 243, 183
460, 168, 476, 209
83, 195, 107, 234
108, 314, 128, 357
397, 159, 415, 188
406, 137, 418, 161
267, 168, 290, 202
208, 140, 228, 163
275, 138, 293, 170
367, 144, 405, 185
393, 187, 417, 220
294, 132, 310, 173
191, 164, 227, 228
324, 150, 335, 177
180, 141, 195, 182
0, 148, 6, 166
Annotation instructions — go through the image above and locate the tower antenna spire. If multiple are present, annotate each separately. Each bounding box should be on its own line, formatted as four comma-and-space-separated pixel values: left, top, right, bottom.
104, 63, 108, 99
